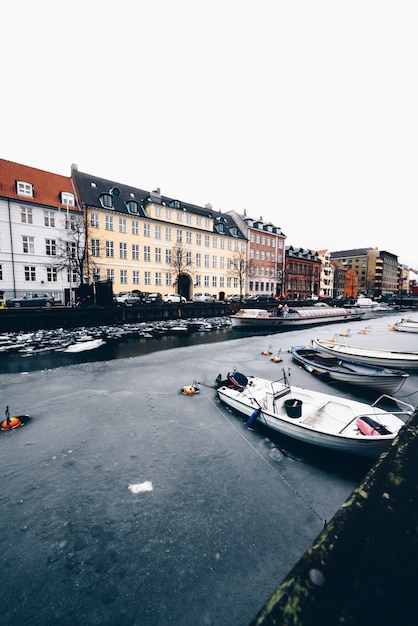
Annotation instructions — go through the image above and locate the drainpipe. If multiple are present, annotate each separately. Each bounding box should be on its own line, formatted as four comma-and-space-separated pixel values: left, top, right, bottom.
7, 199, 16, 296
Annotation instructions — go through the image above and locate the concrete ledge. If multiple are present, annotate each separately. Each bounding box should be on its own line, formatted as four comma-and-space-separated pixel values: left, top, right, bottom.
249, 407, 418, 626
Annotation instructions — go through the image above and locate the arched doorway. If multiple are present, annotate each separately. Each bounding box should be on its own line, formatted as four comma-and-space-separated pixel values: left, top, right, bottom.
178, 274, 192, 301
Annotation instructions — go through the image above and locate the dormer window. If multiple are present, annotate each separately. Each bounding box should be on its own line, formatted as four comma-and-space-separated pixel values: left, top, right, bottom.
229, 226, 239, 237
169, 200, 180, 209
109, 187, 121, 196
99, 193, 113, 209
16, 181, 33, 198
126, 200, 139, 214
61, 192, 75, 207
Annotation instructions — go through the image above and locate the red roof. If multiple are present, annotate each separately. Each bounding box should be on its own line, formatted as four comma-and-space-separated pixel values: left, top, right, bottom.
0, 158, 80, 211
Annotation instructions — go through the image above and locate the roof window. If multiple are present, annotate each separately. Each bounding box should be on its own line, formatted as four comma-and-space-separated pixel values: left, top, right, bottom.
16, 181, 33, 198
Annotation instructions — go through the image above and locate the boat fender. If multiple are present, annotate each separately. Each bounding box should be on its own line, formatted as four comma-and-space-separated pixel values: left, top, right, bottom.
245, 409, 261, 428
356, 416, 391, 436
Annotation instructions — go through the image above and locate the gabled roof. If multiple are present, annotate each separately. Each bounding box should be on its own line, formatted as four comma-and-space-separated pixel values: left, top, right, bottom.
0, 158, 78, 210
72, 169, 246, 239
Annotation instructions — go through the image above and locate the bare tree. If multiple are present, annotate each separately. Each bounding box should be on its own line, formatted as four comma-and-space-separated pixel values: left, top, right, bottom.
170, 244, 195, 289
54, 213, 88, 287
228, 250, 248, 300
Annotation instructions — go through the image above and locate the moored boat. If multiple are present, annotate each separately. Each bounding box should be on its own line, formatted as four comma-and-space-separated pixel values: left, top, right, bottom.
392, 318, 418, 333
230, 305, 364, 330
291, 345, 408, 394
216, 371, 414, 457
313, 339, 418, 370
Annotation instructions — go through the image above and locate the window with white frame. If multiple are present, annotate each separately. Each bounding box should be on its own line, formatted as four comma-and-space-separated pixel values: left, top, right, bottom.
196, 234, 201, 246
24, 266, 36, 281
91, 239, 100, 256
132, 244, 139, 260
165, 208, 172, 220
144, 271, 151, 285
105, 215, 114, 231
205, 219, 211, 229
107, 269, 114, 282
155, 225, 162, 240
46, 267, 58, 282
204, 276, 209, 287
165, 272, 172, 286
195, 275, 201, 287
213, 236, 218, 248
226, 277, 232, 288
186, 214, 192, 224
196, 253, 201, 267
220, 277, 224, 287
212, 255, 217, 268
220, 256, 225, 269
176, 211, 183, 222
100, 193, 113, 209
45, 239, 56, 255
196, 217, 201, 227
176, 230, 182, 243
106, 241, 114, 258
44, 211, 55, 227
21, 207, 33, 223
119, 242, 127, 259
144, 223, 150, 237
119, 218, 127, 233
204, 235, 210, 247
90, 212, 99, 228
165, 249, 172, 264
17, 181, 33, 197
212, 276, 217, 287
165, 227, 172, 241
155, 272, 162, 286
120, 269, 128, 284
132, 220, 139, 235
186, 231, 192, 245
227, 240, 232, 251
144, 246, 151, 262
22, 236, 34, 254
132, 270, 140, 284
220, 238, 225, 249
155, 248, 162, 263
185, 251, 192, 265
154, 206, 162, 217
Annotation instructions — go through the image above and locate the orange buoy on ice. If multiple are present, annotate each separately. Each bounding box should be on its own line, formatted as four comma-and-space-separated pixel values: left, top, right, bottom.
182, 385, 200, 395
1, 416, 22, 430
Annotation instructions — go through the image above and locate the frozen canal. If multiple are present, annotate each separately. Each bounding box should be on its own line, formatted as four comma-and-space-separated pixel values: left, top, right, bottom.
1, 314, 417, 625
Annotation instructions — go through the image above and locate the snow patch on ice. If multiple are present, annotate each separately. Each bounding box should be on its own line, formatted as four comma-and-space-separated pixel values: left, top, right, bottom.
128, 481, 153, 494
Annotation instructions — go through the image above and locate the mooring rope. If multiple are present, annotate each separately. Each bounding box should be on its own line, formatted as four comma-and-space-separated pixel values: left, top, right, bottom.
199, 384, 326, 526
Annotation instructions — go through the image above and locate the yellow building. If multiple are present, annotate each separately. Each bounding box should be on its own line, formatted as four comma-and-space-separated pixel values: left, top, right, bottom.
72, 167, 247, 300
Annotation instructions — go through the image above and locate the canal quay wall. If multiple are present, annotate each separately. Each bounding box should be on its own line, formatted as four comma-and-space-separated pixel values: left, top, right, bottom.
0, 302, 236, 332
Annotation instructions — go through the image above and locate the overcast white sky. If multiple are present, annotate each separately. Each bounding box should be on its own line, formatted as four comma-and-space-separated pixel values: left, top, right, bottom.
2, 0, 417, 268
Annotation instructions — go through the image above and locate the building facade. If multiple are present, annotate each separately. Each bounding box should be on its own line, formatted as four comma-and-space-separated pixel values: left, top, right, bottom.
285, 247, 321, 299
72, 167, 247, 301
227, 210, 286, 298
0, 159, 81, 303
330, 248, 399, 297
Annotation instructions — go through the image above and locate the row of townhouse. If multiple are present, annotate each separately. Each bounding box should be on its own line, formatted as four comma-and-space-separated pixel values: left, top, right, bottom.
1, 158, 407, 305
0, 159, 289, 303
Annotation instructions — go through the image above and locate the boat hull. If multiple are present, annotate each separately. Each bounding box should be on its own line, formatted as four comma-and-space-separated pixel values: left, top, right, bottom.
291, 347, 408, 395
313, 339, 418, 370
217, 376, 410, 457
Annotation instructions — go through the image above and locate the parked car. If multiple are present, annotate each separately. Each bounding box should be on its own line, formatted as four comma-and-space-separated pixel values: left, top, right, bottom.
225, 294, 244, 303
193, 292, 215, 303
115, 292, 143, 306
6, 293, 55, 308
248, 294, 276, 303
162, 293, 186, 303
143, 292, 163, 304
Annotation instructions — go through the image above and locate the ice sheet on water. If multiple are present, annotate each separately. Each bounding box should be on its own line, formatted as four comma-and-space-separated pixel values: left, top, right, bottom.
128, 481, 153, 494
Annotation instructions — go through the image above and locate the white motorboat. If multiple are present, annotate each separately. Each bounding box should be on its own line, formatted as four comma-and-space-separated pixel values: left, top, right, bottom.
313, 339, 418, 370
216, 371, 414, 457
230, 306, 364, 330
392, 318, 418, 333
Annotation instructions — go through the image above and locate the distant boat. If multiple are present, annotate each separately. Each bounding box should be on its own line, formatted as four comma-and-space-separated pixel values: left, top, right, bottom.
64, 338, 106, 353
291, 345, 408, 394
392, 318, 418, 333
216, 371, 414, 457
230, 306, 364, 330
313, 339, 418, 370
